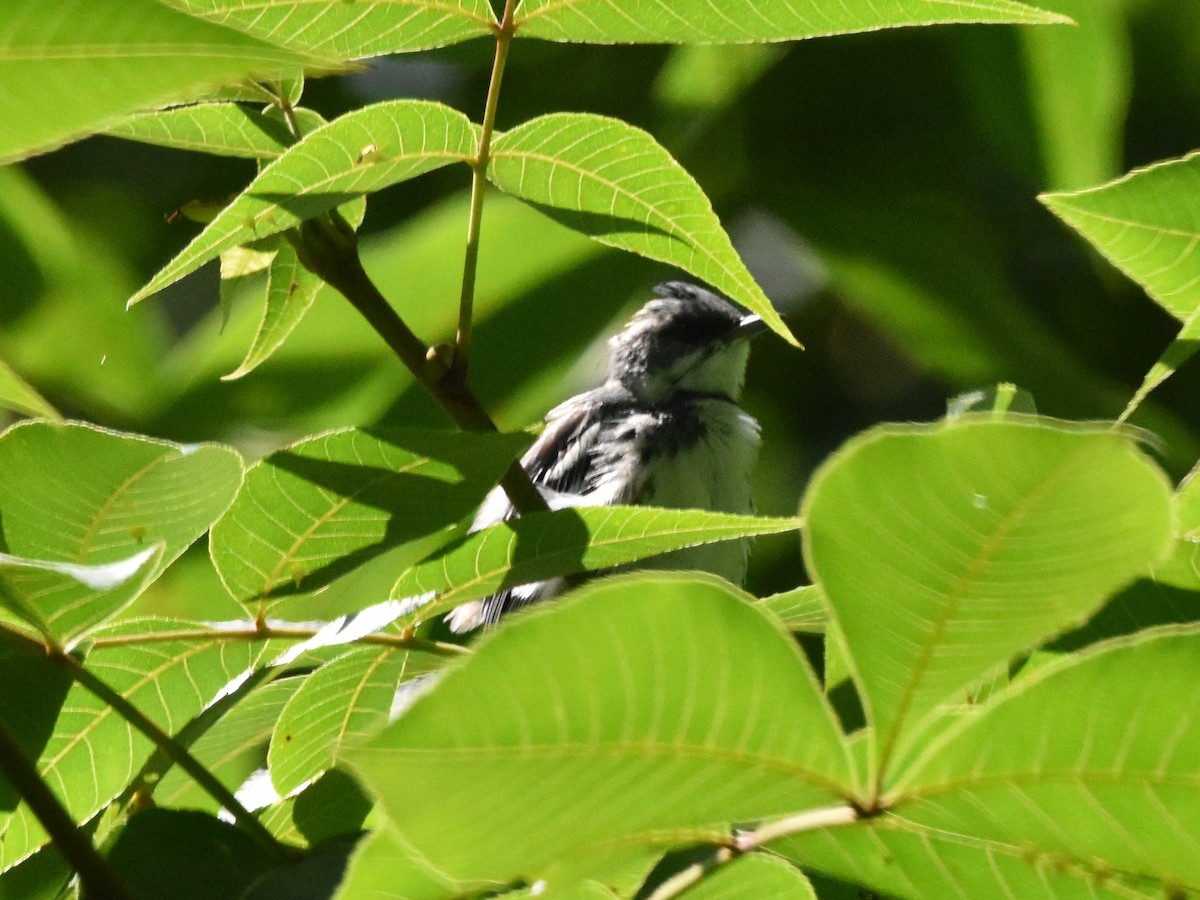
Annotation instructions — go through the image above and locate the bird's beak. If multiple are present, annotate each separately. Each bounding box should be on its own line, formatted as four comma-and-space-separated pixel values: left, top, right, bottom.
733, 313, 769, 341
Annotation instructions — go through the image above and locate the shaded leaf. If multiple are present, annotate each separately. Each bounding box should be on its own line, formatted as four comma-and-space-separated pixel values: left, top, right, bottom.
802, 417, 1172, 781
224, 242, 325, 380
488, 113, 796, 345
269, 646, 443, 795
515, 0, 1068, 44
0, 422, 243, 642
0, 359, 59, 421
0, 620, 268, 871
350, 574, 853, 885
169, 0, 496, 58
0, 0, 318, 164
332, 824, 458, 900
210, 428, 529, 607
1041, 152, 1200, 417
130, 100, 480, 305
389, 505, 803, 624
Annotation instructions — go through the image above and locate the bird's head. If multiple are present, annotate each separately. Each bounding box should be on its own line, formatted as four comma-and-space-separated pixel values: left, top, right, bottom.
607, 282, 767, 403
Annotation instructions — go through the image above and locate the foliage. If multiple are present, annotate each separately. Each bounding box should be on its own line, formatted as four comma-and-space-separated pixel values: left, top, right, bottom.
2, 1, 1200, 898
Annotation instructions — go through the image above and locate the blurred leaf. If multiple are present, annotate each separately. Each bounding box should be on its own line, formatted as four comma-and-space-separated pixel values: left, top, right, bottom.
1042, 151, 1200, 418
0, 0, 319, 164
104, 808, 276, 900
0, 360, 58, 421
224, 242, 324, 379
350, 574, 853, 886
891, 629, 1200, 889
802, 417, 1172, 781
488, 113, 797, 345
683, 854, 816, 900
209, 427, 529, 607
0, 621, 267, 871
654, 45, 785, 111
515, 0, 1068, 43
167, 0, 496, 58
0, 422, 243, 642
106, 102, 296, 159
130, 100, 480, 305
269, 646, 443, 795
333, 823, 458, 900
389, 506, 803, 625
0, 168, 171, 420
1020, 0, 1130, 190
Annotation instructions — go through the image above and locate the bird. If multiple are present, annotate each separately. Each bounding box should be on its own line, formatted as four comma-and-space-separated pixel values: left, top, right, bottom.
445, 281, 767, 632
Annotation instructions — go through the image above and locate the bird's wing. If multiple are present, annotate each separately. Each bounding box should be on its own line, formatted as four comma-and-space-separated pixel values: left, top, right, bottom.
450, 387, 644, 632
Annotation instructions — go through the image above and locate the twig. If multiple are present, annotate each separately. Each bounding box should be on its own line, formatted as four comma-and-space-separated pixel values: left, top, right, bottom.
645, 805, 859, 900
0, 720, 134, 900
293, 215, 547, 514
51, 650, 293, 862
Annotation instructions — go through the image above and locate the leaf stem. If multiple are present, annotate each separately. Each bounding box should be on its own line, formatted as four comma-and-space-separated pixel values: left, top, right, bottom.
454, 0, 518, 382
0, 720, 134, 900
51, 650, 293, 862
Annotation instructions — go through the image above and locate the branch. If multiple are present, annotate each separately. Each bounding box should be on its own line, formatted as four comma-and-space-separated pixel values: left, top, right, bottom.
51, 650, 294, 863
293, 215, 548, 515
0, 720, 134, 900
645, 805, 859, 900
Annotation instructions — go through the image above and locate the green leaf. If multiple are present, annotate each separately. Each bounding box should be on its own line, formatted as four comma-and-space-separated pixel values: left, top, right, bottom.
106, 102, 297, 160
209, 428, 529, 607
683, 854, 816, 900
0, 0, 320, 165
0, 422, 243, 642
224, 242, 324, 380
349, 574, 853, 886
389, 506, 803, 624
0, 359, 59, 421
104, 809, 276, 900
885, 629, 1200, 892
1041, 152, 1200, 417
259, 768, 372, 848
130, 100, 480, 305
487, 113, 797, 345
758, 584, 826, 633
514, 0, 1069, 44
773, 816, 1166, 899
802, 417, 1172, 782
0, 622, 268, 871
333, 824, 459, 900
268, 646, 443, 796
1020, 0, 1130, 191
168, 0, 496, 58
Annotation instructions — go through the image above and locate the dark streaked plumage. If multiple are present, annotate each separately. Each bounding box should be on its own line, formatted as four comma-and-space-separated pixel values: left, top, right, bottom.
446, 281, 765, 632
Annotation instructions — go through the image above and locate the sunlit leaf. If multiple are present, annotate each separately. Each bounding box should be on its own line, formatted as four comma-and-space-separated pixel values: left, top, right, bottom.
389, 505, 803, 625
1041, 151, 1200, 418
269, 646, 444, 796
802, 417, 1172, 780
106, 102, 296, 159
130, 100, 480, 305
168, 0, 496, 58
0, 620, 268, 871
684, 853, 816, 900
758, 584, 826, 633
0, 422, 243, 642
515, 0, 1068, 44
210, 428, 529, 607
350, 574, 853, 886
488, 113, 797, 345
0, 0, 319, 164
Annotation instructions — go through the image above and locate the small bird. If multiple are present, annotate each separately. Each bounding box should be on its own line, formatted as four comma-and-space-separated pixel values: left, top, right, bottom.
446, 281, 767, 632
